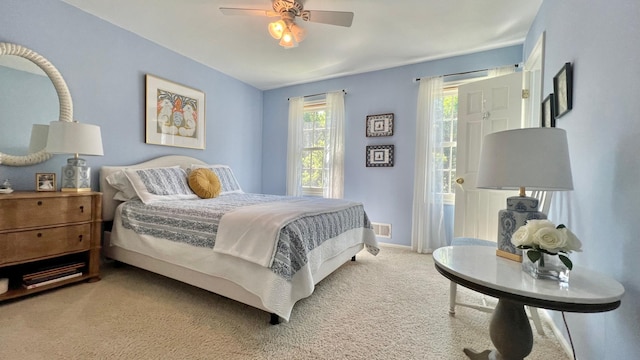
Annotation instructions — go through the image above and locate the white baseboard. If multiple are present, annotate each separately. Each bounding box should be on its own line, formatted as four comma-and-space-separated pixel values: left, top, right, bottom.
377, 242, 412, 250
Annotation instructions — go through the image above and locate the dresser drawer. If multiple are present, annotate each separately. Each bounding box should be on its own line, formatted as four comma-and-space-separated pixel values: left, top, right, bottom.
0, 196, 92, 231
0, 224, 91, 265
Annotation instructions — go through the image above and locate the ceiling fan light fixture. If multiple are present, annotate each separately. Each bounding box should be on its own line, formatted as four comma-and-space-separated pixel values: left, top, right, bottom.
289, 23, 306, 43
279, 29, 297, 48
268, 20, 286, 39
221, 0, 355, 49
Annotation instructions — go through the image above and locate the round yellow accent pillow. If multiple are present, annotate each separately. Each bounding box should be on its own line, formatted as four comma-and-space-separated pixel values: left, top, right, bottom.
188, 168, 222, 198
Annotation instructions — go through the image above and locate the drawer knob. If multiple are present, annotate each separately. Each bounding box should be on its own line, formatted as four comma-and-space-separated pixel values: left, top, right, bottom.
37, 201, 43, 206
37, 233, 42, 238
80, 206, 84, 213
78, 235, 83, 242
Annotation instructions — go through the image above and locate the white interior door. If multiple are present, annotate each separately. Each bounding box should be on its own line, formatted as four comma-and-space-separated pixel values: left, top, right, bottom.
453, 72, 523, 241
523, 32, 545, 128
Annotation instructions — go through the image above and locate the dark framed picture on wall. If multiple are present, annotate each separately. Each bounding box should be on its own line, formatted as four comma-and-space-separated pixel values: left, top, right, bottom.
541, 93, 555, 127
366, 113, 394, 137
366, 145, 394, 167
553, 62, 573, 119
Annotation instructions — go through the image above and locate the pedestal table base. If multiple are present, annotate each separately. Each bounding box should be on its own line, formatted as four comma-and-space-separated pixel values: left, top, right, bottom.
463, 299, 533, 360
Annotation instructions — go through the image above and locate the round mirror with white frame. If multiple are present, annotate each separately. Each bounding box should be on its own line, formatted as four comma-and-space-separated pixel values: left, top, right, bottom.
0, 42, 73, 166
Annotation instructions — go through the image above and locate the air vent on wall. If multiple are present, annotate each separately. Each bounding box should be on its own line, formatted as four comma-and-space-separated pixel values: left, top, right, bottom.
371, 222, 392, 238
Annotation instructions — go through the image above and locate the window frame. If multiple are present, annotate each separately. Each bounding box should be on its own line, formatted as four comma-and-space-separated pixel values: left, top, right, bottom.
301, 99, 328, 197
440, 87, 458, 205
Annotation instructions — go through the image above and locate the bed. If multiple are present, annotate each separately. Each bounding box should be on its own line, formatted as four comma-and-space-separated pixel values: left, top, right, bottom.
99, 155, 379, 324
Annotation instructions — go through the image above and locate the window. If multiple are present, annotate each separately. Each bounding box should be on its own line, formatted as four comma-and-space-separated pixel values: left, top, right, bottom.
301, 101, 328, 197
438, 88, 458, 204
287, 91, 344, 198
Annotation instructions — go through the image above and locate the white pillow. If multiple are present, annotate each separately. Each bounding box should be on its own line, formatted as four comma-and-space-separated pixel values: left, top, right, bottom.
124, 166, 198, 204
190, 164, 243, 195
113, 191, 133, 202
105, 170, 138, 201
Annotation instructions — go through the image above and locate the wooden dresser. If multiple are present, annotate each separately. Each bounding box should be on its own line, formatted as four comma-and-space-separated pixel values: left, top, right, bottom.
0, 191, 102, 301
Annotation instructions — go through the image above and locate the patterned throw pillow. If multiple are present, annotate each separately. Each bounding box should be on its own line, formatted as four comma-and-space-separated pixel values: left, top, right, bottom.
188, 168, 221, 198
190, 164, 243, 195
124, 166, 198, 204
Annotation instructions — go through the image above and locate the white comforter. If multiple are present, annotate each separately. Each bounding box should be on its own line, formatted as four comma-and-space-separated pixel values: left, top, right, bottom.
214, 197, 360, 267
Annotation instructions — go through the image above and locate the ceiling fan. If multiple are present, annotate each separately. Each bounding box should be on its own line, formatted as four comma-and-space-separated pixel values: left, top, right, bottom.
220, 0, 354, 48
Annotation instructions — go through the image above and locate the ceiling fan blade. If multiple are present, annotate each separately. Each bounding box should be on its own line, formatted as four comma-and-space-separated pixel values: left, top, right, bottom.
301, 10, 354, 27
219, 7, 278, 17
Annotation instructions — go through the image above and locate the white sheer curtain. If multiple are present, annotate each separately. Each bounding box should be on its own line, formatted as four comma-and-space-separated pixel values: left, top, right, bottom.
286, 96, 304, 196
324, 91, 345, 199
411, 76, 446, 253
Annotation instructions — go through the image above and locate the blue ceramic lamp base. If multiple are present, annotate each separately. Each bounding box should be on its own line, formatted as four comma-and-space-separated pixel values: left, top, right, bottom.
61, 157, 92, 192
497, 195, 546, 262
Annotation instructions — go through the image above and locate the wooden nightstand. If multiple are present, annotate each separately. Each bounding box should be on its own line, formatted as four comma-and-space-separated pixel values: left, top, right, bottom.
0, 191, 102, 301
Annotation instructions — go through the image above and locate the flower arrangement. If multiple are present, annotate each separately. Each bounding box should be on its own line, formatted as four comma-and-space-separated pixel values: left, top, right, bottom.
511, 219, 582, 269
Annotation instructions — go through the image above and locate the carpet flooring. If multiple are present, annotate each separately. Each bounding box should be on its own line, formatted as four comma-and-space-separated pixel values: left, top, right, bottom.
0, 246, 569, 359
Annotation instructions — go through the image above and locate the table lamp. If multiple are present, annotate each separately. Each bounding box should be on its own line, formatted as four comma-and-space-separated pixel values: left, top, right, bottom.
45, 121, 104, 192
476, 128, 573, 261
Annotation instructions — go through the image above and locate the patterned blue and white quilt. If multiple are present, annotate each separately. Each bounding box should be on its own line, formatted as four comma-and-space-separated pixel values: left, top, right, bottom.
119, 193, 378, 280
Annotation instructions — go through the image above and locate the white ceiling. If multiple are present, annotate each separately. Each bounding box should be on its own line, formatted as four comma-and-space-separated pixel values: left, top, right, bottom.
61, 0, 542, 90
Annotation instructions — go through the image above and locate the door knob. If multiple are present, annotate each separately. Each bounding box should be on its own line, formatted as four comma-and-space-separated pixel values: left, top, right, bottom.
456, 178, 464, 184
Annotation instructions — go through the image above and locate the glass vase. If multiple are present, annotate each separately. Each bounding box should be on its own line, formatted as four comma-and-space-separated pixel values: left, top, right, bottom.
522, 250, 570, 283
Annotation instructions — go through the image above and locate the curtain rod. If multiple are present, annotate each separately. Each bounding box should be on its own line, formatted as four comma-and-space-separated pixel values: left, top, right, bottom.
414, 64, 520, 82
288, 89, 346, 101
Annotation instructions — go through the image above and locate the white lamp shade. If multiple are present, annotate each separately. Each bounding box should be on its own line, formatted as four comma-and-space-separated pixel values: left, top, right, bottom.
45, 121, 104, 156
29, 124, 49, 153
476, 128, 573, 191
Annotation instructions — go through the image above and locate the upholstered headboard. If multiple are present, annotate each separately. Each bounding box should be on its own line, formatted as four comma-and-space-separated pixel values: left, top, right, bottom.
99, 155, 207, 221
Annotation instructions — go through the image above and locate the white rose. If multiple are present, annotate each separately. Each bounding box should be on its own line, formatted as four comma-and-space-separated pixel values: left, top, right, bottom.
511, 226, 532, 247
533, 227, 567, 251
525, 219, 556, 235
560, 227, 583, 252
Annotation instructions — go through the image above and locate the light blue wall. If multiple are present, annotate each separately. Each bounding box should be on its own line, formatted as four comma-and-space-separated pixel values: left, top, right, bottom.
2, 0, 520, 249
262, 47, 523, 246
0, 0, 263, 193
524, 1, 640, 358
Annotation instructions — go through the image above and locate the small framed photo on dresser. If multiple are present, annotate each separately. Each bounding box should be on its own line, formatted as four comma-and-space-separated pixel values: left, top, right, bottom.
36, 173, 56, 192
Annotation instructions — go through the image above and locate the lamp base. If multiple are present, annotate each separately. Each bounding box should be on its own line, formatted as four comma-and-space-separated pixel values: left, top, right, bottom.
496, 249, 523, 262
61, 187, 92, 192
497, 195, 546, 262
60, 157, 92, 191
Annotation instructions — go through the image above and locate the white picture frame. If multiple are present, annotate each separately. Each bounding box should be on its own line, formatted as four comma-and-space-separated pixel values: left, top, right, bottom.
145, 74, 206, 149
